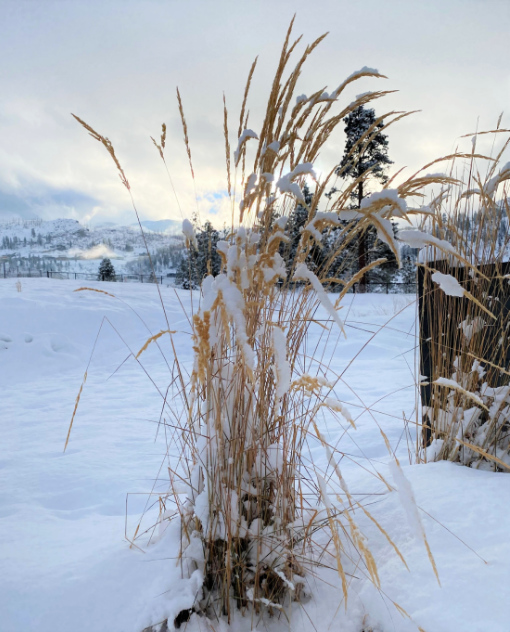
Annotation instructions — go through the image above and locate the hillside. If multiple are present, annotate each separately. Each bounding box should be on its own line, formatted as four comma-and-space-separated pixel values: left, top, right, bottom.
0, 217, 184, 277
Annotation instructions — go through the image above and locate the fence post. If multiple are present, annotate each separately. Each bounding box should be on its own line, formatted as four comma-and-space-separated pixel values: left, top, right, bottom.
386, 283, 389, 294
47, 270, 49, 279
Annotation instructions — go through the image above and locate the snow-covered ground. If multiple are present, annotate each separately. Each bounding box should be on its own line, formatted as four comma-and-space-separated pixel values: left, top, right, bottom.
0, 278, 509, 632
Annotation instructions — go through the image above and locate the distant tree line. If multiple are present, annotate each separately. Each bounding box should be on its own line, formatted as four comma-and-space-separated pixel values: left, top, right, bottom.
1, 233, 48, 249
173, 191, 408, 292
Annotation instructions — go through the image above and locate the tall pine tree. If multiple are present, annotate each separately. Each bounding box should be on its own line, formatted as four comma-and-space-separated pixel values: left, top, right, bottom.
337, 105, 394, 292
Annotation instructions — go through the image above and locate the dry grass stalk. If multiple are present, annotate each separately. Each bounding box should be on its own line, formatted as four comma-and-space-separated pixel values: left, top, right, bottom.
238, 57, 258, 140
136, 329, 177, 359
72, 114, 131, 190
223, 93, 232, 201
150, 123, 166, 161
176, 87, 194, 180
74, 286, 116, 298
64, 371, 87, 452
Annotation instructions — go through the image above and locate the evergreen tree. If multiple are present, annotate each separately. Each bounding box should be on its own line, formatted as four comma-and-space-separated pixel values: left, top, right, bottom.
400, 255, 417, 293
175, 221, 224, 289
281, 183, 327, 279
283, 183, 311, 271
336, 105, 393, 291
98, 257, 116, 281
364, 224, 399, 287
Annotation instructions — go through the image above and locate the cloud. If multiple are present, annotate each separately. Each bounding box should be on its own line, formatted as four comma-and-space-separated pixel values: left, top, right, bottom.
0, 190, 38, 220
198, 190, 230, 216
0, 0, 508, 228
0, 181, 100, 222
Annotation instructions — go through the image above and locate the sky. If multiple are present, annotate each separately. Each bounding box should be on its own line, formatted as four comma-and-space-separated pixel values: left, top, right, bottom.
0, 0, 509, 227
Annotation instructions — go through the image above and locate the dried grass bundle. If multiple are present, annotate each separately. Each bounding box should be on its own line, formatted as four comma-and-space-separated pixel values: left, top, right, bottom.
146, 23, 452, 627
417, 132, 510, 471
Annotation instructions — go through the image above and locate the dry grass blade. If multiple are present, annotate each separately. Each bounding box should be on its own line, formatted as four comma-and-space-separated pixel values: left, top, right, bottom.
455, 438, 510, 471
64, 371, 87, 452
460, 129, 510, 138
150, 123, 166, 160
333, 259, 387, 306
136, 329, 177, 359
433, 378, 489, 411
355, 500, 409, 571
223, 93, 232, 200
74, 287, 115, 298
404, 152, 494, 184
71, 114, 130, 189
238, 56, 258, 140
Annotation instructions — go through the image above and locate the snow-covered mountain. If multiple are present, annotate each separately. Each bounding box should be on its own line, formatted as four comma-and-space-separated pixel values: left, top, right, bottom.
0, 217, 184, 277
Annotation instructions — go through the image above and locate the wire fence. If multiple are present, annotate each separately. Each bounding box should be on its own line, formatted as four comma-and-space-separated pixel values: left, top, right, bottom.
1, 268, 417, 294
349, 282, 417, 294
1, 269, 176, 284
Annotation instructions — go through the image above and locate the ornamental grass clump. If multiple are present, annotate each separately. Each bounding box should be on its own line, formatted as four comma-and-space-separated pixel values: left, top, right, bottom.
71, 19, 460, 629
417, 129, 510, 470
156, 23, 452, 624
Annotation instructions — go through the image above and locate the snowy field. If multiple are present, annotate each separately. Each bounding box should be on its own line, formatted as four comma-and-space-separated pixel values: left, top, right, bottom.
1, 278, 509, 632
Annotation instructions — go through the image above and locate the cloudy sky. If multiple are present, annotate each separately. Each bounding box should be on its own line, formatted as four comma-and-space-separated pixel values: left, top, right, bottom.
0, 0, 508, 226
